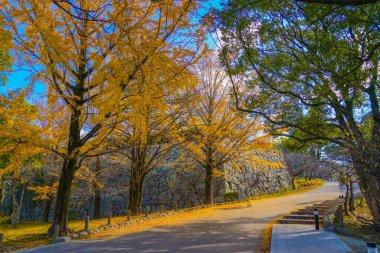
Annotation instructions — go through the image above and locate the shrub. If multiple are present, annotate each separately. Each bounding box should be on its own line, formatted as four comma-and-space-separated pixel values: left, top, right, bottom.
294, 178, 322, 189
68, 208, 77, 221
224, 191, 239, 202
0, 216, 11, 224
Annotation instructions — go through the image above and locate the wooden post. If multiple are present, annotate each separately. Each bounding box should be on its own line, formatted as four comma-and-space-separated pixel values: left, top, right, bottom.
174, 203, 177, 211
201, 200, 204, 208
145, 207, 149, 217
127, 210, 131, 221
107, 213, 112, 225
83, 210, 88, 220
53, 224, 59, 239
84, 216, 89, 231
160, 205, 164, 213
337, 205, 343, 227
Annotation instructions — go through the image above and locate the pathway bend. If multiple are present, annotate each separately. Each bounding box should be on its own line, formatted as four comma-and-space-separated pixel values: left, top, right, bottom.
23, 182, 341, 253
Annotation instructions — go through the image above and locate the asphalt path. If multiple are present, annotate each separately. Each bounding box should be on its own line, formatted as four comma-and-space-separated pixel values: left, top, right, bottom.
22, 182, 341, 253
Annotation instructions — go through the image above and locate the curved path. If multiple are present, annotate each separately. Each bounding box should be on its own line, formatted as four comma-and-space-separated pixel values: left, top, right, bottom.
23, 182, 341, 253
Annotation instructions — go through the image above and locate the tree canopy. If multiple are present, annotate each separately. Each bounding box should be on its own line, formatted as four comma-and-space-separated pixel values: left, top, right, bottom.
216, 0, 380, 228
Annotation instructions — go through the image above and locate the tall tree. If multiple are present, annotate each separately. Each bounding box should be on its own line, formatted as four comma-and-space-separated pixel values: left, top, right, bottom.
1, 0, 207, 235
282, 152, 320, 189
0, 17, 13, 213
113, 73, 193, 215
179, 56, 277, 204
216, 0, 380, 229
0, 92, 43, 226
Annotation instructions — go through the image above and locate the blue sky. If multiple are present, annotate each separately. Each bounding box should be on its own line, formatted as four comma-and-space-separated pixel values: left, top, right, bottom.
0, 0, 223, 97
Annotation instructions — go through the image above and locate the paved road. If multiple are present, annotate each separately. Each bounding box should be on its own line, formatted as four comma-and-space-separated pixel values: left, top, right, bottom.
23, 182, 341, 253
271, 224, 352, 253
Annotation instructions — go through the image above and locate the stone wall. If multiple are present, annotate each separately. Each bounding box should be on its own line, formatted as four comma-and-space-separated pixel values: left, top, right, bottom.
142, 150, 291, 210
13, 150, 291, 221
223, 151, 291, 200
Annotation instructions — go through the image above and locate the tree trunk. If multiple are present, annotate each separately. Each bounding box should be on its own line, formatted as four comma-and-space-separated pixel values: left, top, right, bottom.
93, 187, 101, 219
351, 149, 380, 231
48, 158, 77, 236
291, 176, 296, 190
128, 158, 145, 216
344, 184, 349, 215
11, 185, 17, 228
16, 188, 24, 225
356, 171, 380, 232
43, 196, 53, 223
349, 181, 355, 212
11, 187, 24, 228
128, 179, 144, 215
0, 184, 3, 215
205, 165, 213, 204
48, 106, 82, 236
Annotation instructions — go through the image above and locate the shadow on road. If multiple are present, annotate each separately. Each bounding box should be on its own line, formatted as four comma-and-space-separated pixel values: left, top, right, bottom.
27, 215, 278, 253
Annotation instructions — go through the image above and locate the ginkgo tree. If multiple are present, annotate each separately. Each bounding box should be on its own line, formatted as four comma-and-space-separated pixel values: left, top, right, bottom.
0, 91, 43, 227
179, 56, 278, 204
110, 56, 197, 215
1, 0, 207, 235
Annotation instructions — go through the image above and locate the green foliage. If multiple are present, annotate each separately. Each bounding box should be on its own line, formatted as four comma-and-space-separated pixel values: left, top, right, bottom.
216, 0, 380, 147
0, 18, 12, 86
0, 154, 9, 169
224, 190, 239, 201
216, 4, 380, 227
68, 208, 77, 221
0, 215, 11, 224
356, 196, 366, 208
277, 187, 291, 194
294, 178, 323, 189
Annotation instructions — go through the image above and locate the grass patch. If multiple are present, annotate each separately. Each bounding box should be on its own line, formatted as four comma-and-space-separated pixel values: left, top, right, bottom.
339, 198, 380, 242
0, 222, 50, 249
258, 218, 280, 253
294, 178, 323, 189
0, 214, 148, 249
245, 178, 324, 202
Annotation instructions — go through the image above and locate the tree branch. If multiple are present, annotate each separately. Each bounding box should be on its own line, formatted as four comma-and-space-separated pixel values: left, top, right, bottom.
295, 0, 379, 5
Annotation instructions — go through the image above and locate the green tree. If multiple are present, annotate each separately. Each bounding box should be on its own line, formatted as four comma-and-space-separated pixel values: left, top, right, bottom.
216, 1, 380, 229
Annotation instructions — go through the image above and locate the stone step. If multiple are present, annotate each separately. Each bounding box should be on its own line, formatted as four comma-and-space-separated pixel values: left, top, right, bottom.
283, 215, 324, 220
291, 211, 313, 215
321, 200, 339, 203
278, 219, 323, 225
298, 209, 328, 214
303, 208, 329, 212
306, 205, 330, 209
312, 205, 332, 209
292, 209, 328, 215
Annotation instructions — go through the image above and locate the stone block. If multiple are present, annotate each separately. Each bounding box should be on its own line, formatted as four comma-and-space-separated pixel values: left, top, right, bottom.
78, 231, 89, 236
52, 236, 71, 244
70, 233, 79, 239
